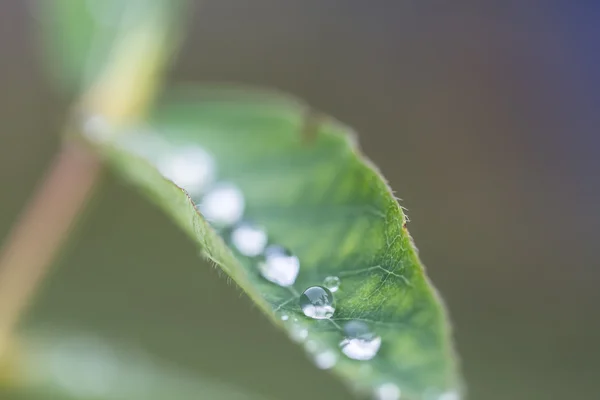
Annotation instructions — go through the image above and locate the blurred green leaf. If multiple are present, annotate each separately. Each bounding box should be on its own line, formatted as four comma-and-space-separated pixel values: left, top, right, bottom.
36, 0, 184, 93
80, 86, 462, 400
6, 331, 270, 400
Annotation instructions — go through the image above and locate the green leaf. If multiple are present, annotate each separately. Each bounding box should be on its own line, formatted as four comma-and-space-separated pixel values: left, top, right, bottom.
3, 331, 270, 400
80, 86, 462, 400
36, 0, 184, 92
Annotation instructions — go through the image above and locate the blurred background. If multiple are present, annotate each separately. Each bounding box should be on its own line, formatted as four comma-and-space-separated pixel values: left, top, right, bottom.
1, 1, 599, 399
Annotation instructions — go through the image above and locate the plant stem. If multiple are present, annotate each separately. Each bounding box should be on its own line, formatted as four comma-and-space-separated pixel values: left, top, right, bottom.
0, 2, 180, 359
0, 143, 101, 356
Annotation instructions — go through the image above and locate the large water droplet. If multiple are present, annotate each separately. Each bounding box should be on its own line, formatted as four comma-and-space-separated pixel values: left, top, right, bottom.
230, 221, 268, 257
198, 183, 245, 227
343, 320, 371, 337
323, 276, 340, 292
340, 321, 381, 360
375, 383, 401, 400
258, 245, 300, 287
157, 147, 215, 197
300, 286, 336, 319
314, 350, 337, 370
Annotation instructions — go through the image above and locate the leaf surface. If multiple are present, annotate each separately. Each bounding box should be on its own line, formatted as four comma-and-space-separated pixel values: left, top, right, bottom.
81, 86, 462, 400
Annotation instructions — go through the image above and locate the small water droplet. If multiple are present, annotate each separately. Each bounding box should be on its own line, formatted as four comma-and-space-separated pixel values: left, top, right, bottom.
314, 350, 337, 370
304, 340, 318, 353
198, 183, 245, 227
375, 383, 401, 400
258, 245, 300, 287
323, 276, 340, 292
299, 286, 335, 319
281, 314, 289, 321
290, 325, 308, 342
230, 221, 268, 257
340, 321, 381, 360
158, 147, 215, 197
114, 131, 165, 162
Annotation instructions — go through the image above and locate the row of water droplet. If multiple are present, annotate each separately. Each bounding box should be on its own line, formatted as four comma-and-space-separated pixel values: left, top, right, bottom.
92, 130, 459, 400
157, 147, 382, 341
155, 144, 407, 398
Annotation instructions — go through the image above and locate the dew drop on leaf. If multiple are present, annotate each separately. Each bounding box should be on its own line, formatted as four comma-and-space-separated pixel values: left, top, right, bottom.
343, 320, 374, 339
304, 340, 318, 353
197, 182, 244, 227
323, 276, 340, 292
340, 321, 382, 360
157, 147, 215, 197
258, 245, 300, 287
289, 325, 308, 343
300, 286, 336, 319
314, 350, 338, 370
230, 221, 268, 257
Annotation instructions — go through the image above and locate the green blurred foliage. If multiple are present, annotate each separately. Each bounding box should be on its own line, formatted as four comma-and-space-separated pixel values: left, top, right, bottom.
37, 0, 182, 93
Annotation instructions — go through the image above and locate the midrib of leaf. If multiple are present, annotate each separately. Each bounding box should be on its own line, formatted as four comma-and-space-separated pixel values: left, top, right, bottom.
80, 85, 462, 400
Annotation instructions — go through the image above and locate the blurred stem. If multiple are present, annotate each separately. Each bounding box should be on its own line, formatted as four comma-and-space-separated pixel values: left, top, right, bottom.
0, 144, 101, 356
82, 12, 170, 123
0, 6, 178, 358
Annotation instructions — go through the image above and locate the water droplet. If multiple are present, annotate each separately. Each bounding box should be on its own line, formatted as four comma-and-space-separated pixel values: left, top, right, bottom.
340, 321, 381, 360
375, 383, 401, 400
198, 182, 245, 227
300, 286, 336, 319
158, 147, 215, 197
258, 245, 300, 287
314, 350, 337, 370
323, 276, 340, 292
343, 320, 374, 338
230, 221, 268, 257
289, 325, 308, 343
304, 340, 318, 353
281, 314, 289, 321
